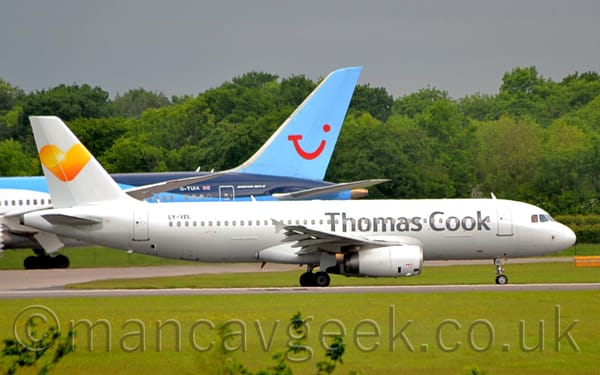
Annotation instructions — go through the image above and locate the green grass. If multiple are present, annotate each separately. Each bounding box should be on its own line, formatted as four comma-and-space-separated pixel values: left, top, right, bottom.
0, 247, 191, 269
0, 292, 598, 374
69, 261, 600, 289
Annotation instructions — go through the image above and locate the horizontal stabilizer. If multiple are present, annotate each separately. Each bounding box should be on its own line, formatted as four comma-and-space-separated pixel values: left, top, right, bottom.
125, 171, 227, 200
272, 179, 389, 200
40, 214, 102, 226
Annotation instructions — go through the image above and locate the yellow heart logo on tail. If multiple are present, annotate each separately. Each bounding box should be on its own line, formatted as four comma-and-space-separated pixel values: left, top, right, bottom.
39, 144, 91, 182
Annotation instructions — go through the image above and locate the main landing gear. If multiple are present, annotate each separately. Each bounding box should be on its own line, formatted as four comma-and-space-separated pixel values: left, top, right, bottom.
299, 265, 331, 287
494, 255, 508, 285
24, 250, 70, 269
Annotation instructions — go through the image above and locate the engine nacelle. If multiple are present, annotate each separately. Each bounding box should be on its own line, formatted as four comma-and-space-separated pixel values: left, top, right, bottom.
0, 225, 39, 250
329, 245, 423, 277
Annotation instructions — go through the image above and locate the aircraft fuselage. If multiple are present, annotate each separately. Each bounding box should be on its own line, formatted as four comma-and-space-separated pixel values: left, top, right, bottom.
22, 198, 575, 263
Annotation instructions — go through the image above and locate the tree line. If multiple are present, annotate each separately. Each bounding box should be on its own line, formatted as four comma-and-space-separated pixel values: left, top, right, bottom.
1, 66, 600, 215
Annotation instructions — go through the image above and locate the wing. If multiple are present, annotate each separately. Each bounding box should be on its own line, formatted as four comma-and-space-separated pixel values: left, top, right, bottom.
273, 220, 421, 255
125, 172, 227, 200
271, 179, 389, 200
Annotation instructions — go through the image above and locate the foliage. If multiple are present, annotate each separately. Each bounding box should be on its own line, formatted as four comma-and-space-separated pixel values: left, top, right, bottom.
112, 88, 172, 118
0, 139, 39, 176
1, 64, 600, 214
206, 312, 350, 375
0, 326, 74, 375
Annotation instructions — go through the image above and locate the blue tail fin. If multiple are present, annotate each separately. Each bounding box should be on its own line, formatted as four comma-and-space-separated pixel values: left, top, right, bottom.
233, 66, 362, 180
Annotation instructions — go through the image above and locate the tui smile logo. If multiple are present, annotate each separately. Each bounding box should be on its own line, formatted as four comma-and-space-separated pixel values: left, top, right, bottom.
287, 124, 331, 160
39, 144, 91, 182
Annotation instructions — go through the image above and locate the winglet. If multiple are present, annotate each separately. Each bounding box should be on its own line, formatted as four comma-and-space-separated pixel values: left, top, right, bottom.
233, 66, 362, 180
29, 116, 132, 208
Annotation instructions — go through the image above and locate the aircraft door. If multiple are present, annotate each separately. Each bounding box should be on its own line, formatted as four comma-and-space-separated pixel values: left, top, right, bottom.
132, 209, 149, 241
219, 185, 235, 201
496, 203, 513, 236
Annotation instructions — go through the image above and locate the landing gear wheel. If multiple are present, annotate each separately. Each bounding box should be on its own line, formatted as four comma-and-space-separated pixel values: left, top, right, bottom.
24, 256, 40, 270
52, 254, 70, 268
314, 271, 331, 287
495, 275, 508, 285
299, 272, 316, 287
24, 254, 71, 269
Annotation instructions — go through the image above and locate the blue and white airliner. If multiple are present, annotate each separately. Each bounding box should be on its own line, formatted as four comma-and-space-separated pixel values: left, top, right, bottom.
0, 67, 387, 268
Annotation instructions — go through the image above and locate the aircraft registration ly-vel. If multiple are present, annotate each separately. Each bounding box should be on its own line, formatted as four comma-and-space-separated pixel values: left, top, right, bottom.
21, 116, 576, 286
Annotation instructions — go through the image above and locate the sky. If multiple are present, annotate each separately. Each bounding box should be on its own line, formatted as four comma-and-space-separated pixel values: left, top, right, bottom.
1, 0, 599, 99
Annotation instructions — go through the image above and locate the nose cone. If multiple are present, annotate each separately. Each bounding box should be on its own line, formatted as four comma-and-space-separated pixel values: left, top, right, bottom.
556, 223, 577, 249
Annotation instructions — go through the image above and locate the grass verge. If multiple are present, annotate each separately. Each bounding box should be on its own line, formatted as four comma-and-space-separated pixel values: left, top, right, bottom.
68, 261, 600, 289
0, 291, 597, 374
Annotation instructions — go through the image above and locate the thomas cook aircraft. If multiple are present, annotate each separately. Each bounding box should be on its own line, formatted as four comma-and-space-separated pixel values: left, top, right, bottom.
21, 116, 576, 286
1, 67, 387, 268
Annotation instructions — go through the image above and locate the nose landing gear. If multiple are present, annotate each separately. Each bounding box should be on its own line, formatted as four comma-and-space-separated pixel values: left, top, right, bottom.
494, 255, 508, 285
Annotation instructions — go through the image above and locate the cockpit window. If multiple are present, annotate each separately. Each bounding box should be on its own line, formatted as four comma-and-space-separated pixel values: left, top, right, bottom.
531, 214, 554, 223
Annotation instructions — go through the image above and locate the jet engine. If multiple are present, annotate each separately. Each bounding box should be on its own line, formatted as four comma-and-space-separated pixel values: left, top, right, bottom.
328, 245, 423, 277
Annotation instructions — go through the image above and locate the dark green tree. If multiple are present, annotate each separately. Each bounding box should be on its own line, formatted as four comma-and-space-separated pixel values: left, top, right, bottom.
349, 84, 394, 122
68, 117, 130, 157
0, 139, 39, 176
392, 87, 449, 118
113, 88, 172, 117
277, 74, 315, 108
0, 78, 22, 113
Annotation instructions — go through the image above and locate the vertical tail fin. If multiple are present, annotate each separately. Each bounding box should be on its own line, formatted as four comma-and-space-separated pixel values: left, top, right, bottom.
233, 66, 362, 180
29, 116, 131, 208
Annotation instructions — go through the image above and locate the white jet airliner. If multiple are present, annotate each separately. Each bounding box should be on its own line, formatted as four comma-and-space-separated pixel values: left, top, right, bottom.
21, 116, 576, 286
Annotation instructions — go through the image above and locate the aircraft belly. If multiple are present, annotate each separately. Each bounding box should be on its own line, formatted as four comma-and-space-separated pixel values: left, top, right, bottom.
443, 234, 473, 259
